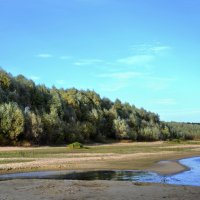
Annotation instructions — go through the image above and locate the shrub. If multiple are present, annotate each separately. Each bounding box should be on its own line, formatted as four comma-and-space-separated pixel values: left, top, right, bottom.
67, 142, 83, 149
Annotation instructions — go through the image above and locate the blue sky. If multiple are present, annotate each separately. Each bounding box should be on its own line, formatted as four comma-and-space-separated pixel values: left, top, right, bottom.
0, 0, 200, 122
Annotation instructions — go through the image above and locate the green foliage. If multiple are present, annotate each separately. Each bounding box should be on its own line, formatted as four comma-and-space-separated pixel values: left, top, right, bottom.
42, 109, 65, 144
0, 69, 11, 90
0, 102, 24, 143
167, 122, 200, 140
113, 118, 129, 139
67, 142, 83, 149
160, 125, 171, 140
0, 67, 200, 146
127, 128, 137, 141
141, 126, 160, 141
24, 111, 43, 143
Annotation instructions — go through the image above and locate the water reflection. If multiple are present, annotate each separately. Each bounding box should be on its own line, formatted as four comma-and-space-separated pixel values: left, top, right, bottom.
0, 157, 200, 186
62, 170, 153, 181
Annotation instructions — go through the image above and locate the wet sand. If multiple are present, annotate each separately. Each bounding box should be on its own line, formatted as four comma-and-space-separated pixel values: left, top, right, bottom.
0, 151, 189, 174
1, 142, 200, 174
0, 179, 199, 200
0, 158, 197, 200
0, 154, 189, 177
0, 144, 199, 199
148, 159, 188, 175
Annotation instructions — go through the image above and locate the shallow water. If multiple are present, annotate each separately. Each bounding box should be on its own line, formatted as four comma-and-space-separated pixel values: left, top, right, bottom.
166, 157, 200, 186
0, 157, 200, 186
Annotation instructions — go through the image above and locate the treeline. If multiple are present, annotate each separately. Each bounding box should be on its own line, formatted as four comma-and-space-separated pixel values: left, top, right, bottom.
167, 122, 200, 140
0, 68, 200, 145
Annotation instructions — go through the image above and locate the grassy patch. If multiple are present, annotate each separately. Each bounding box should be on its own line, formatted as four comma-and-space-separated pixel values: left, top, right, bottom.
0, 141, 200, 173
0, 148, 68, 158
0, 159, 34, 164
166, 140, 200, 145
0, 141, 199, 159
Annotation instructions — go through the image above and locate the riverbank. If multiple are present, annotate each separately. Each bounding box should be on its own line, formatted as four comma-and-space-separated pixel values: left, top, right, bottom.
1, 142, 200, 199
0, 141, 200, 174
0, 179, 200, 200
148, 160, 188, 175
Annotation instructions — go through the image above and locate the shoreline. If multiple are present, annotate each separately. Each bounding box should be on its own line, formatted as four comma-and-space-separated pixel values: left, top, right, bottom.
0, 156, 191, 176
1, 143, 200, 199
147, 158, 189, 175
0, 156, 193, 178
0, 142, 200, 176
0, 153, 197, 176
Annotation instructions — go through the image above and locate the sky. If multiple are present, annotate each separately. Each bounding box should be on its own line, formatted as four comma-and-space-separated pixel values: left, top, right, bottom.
0, 0, 200, 122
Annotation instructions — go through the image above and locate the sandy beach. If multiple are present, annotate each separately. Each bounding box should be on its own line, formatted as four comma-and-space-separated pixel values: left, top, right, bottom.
0, 142, 198, 174
0, 179, 200, 200
148, 159, 188, 175
0, 142, 200, 199
0, 151, 178, 172
0, 155, 197, 200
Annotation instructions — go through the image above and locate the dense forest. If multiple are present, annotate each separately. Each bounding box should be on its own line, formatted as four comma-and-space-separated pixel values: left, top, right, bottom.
0, 68, 200, 145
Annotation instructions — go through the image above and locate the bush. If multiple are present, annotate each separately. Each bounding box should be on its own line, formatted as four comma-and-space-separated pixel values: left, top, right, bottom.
67, 142, 83, 149
20, 140, 32, 147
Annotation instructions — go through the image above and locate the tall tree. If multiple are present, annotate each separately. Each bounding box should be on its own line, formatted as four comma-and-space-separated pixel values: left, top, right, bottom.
0, 102, 24, 143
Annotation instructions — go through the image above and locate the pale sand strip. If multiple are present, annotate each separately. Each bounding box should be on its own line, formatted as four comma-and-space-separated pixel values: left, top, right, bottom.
0, 151, 174, 171
0, 179, 199, 200
147, 160, 188, 175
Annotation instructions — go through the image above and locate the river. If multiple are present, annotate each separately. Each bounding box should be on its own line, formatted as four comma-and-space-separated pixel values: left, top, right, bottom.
0, 156, 200, 186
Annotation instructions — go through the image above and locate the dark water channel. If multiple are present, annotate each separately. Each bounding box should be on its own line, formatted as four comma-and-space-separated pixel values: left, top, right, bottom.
0, 157, 200, 186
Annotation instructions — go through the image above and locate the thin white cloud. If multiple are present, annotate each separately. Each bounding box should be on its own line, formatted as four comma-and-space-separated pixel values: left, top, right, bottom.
30, 76, 40, 81
150, 46, 171, 53
74, 59, 103, 66
152, 98, 177, 105
98, 71, 142, 79
117, 55, 154, 65
120, 43, 171, 66
56, 80, 66, 85
132, 44, 171, 54
146, 81, 169, 91
36, 54, 52, 58
161, 109, 200, 116
99, 82, 128, 92
144, 76, 176, 91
